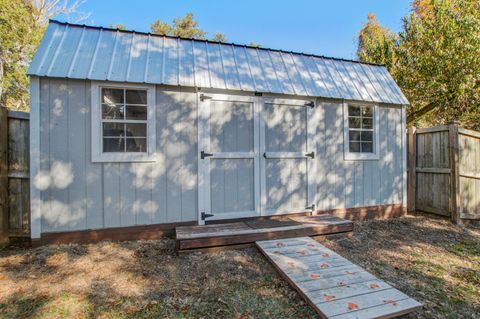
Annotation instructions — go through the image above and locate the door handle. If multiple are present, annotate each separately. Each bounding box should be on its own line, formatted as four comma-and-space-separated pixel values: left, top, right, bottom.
305, 152, 315, 159
201, 151, 213, 159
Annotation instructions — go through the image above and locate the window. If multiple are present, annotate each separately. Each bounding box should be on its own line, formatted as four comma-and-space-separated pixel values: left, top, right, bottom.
343, 103, 379, 160
91, 82, 156, 162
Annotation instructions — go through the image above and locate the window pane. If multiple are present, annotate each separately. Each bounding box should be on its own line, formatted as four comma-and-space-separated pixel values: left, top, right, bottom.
361, 106, 373, 117
362, 118, 373, 129
126, 90, 147, 104
126, 123, 147, 137
349, 117, 361, 128
126, 138, 147, 152
349, 142, 360, 153
361, 142, 373, 153
348, 106, 361, 116
102, 104, 124, 119
126, 105, 147, 120
349, 131, 361, 142
102, 88, 124, 105
103, 138, 125, 152
361, 131, 373, 142
103, 123, 125, 137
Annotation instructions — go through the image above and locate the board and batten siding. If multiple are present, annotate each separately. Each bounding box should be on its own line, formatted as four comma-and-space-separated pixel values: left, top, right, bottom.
37, 78, 197, 233
35, 78, 404, 233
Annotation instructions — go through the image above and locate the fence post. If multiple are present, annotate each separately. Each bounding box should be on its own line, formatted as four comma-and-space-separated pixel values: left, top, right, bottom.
449, 123, 460, 223
0, 106, 8, 245
407, 126, 416, 212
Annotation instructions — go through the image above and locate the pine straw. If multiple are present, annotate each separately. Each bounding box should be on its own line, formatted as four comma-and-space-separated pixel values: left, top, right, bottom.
0, 213, 478, 318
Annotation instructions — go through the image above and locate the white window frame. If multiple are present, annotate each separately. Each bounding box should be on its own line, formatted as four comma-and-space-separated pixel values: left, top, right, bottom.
343, 102, 379, 161
91, 81, 156, 162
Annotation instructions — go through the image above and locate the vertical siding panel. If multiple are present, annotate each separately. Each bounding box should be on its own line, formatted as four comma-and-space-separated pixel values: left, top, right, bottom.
67, 80, 87, 230
323, 104, 336, 209
47, 79, 69, 232
378, 107, 388, 204
345, 161, 354, 208
354, 161, 364, 207
39, 79, 51, 231
120, 164, 136, 226
103, 163, 121, 227
134, 162, 154, 225
363, 161, 374, 206
84, 81, 103, 229
334, 105, 345, 209
315, 101, 326, 210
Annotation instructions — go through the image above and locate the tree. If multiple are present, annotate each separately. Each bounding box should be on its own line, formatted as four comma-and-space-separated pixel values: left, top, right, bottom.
109, 24, 126, 30
150, 12, 205, 39
357, 0, 480, 129
211, 33, 226, 42
0, 0, 86, 110
248, 42, 262, 48
356, 13, 398, 71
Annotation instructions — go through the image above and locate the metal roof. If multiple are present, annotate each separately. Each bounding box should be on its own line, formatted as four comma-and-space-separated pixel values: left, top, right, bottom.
28, 20, 409, 105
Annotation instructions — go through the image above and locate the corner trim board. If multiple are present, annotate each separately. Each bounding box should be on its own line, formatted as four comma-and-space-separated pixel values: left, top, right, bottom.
29, 76, 41, 239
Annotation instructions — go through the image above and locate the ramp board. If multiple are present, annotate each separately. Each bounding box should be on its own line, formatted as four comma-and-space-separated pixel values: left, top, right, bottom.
256, 237, 422, 319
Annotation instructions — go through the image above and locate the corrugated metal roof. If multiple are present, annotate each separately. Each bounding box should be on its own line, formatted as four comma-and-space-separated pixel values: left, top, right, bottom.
28, 20, 409, 105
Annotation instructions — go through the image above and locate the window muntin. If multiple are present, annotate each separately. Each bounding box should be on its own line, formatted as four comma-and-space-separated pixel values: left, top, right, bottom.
347, 105, 374, 153
101, 88, 148, 153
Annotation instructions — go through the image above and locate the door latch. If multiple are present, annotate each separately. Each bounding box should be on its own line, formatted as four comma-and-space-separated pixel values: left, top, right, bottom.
201, 212, 214, 220
305, 152, 315, 159
306, 204, 316, 212
263, 152, 267, 158
201, 151, 213, 159
305, 101, 315, 108
200, 94, 212, 102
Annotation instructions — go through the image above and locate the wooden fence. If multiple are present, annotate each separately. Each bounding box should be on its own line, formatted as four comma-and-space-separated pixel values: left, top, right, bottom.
0, 107, 30, 244
408, 124, 480, 222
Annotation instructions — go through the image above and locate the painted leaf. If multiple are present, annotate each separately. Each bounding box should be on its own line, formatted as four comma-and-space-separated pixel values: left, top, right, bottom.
383, 299, 398, 306
338, 281, 350, 288
369, 283, 380, 289
345, 271, 356, 275
272, 250, 281, 254
347, 302, 359, 311
276, 242, 285, 248
297, 250, 307, 256
287, 262, 296, 268
320, 263, 329, 269
322, 253, 330, 258
309, 273, 321, 280
324, 294, 335, 301
307, 243, 316, 248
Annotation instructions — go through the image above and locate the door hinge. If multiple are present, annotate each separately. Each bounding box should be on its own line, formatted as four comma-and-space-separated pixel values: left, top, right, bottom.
201, 151, 213, 159
305, 151, 315, 159
306, 204, 316, 212
305, 101, 315, 108
201, 212, 214, 220
263, 152, 267, 158
200, 94, 212, 102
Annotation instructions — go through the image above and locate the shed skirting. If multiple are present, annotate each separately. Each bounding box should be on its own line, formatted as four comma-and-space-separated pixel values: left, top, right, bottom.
32, 204, 404, 246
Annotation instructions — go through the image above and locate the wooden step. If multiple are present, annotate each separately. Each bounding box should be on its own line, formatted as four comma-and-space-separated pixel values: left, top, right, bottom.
175, 215, 353, 253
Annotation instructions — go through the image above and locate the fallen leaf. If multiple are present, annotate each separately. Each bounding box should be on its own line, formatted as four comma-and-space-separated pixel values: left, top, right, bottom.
383, 299, 398, 306
324, 294, 335, 301
276, 242, 285, 248
287, 262, 296, 268
338, 282, 350, 288
322, 253, 330, 258
369, 283, 380, 289
307, 243, 316, 248
345, 271, 356, 275
320, 263, 329, 268
297, 250, 307, 256
348, 302, 359, 310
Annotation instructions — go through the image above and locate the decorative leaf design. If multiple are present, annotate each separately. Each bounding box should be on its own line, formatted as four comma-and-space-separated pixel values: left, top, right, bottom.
276, 242, 285, 248
287, 262, 296, 268
347, 302, 359, 311
338, 281, 350, 288
383, 299, 398, 306
320, 263, 330, 269
307, 243, 316, 248
297, 250, 307, 256
309, 273, 321, 280
322, 253, 330, 258
369, 283, 380, 289
324, 294, 335, 301
345, 271, 356, 275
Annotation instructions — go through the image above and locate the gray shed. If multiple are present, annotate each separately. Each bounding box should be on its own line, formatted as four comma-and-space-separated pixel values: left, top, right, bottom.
27, 20, 408, 241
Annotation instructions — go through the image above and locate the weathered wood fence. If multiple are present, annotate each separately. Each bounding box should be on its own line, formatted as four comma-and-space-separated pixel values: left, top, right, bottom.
0, 107, 30, 244
408, 124, 480, 222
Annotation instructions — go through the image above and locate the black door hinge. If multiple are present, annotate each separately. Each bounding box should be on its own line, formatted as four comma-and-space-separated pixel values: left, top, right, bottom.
201, 212, 214, 220
201, 151, 213, 159
306, 204, 316, 212
305, 101, 315, 108
200, 94, 212, 102
305, 151, 315, 159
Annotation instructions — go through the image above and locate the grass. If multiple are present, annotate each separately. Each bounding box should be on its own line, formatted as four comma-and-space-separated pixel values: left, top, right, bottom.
1, 213, 479, 318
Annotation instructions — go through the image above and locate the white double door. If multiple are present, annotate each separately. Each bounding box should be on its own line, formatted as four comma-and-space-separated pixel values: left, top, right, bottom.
198, 93, 317, 224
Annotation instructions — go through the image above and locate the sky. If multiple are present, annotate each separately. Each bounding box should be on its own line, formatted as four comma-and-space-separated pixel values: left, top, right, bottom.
57, 0, 412, 60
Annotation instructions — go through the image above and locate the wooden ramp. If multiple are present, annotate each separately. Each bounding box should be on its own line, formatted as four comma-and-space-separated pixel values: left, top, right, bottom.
256, 237, 422, 319
176, 215, 353, 253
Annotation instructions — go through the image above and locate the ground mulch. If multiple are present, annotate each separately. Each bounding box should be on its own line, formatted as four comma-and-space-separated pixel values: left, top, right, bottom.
0, 213, 478, 318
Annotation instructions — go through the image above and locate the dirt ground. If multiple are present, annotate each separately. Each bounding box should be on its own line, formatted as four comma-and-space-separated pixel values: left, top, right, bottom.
0, 213, 479, 319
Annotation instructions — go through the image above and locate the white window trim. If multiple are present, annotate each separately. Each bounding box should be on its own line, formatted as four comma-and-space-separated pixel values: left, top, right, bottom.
91, 81, 156, 162
343, 102, 380, 161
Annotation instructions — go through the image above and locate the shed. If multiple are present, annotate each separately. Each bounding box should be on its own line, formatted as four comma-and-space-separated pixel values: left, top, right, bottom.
27, 20, 408, 242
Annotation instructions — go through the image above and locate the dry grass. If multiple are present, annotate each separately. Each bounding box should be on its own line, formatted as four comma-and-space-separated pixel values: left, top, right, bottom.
0, 213, 479, 318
